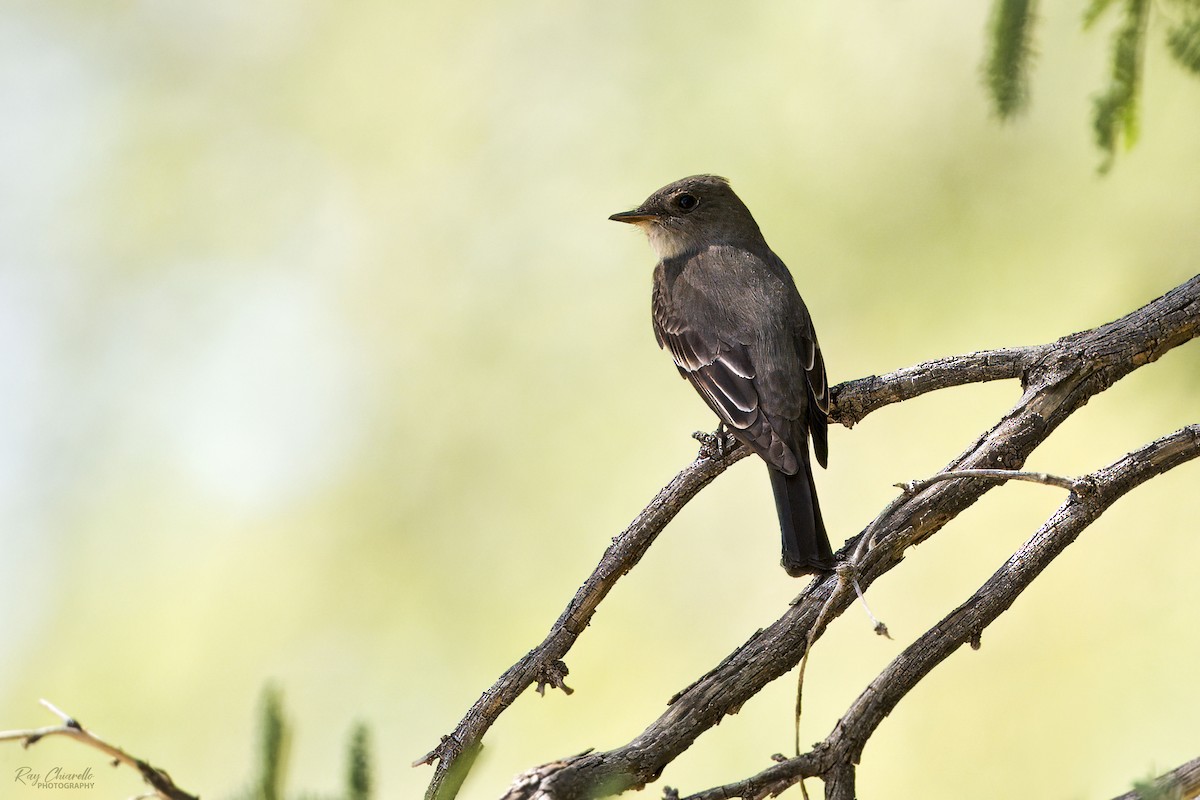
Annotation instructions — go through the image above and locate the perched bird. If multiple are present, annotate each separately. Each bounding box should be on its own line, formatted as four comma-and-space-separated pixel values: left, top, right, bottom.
610, 175, 834, 576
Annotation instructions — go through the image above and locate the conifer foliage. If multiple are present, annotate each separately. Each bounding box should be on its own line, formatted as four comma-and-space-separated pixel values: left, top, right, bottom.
983, 0, 1200, 170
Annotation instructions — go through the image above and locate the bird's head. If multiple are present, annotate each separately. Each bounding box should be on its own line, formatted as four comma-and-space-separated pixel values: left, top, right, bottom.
609, 174, 763, 260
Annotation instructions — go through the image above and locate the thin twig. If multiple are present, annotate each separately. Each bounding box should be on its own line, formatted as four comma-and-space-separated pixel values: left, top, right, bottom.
0, 701, 199, 800
851, 578, 889, 638
792, 575, 850, 757
850, 489, 911, 563
894, 468, 1078, 494
38, 699, 80, 728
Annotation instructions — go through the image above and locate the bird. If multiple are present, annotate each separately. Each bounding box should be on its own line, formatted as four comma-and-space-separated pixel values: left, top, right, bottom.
610, 174, 834, 576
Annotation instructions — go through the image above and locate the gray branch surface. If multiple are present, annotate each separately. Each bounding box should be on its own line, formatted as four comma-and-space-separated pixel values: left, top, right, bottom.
418, 275, 1200, 800
679, 424, 1200, 800
1110, 755, 1200, 800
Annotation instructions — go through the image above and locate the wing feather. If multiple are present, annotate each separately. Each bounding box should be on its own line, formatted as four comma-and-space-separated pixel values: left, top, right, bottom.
653, 305, 799, 474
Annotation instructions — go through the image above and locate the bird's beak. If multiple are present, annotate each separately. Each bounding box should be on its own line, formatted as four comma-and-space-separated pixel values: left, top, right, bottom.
609, 207, 658, 225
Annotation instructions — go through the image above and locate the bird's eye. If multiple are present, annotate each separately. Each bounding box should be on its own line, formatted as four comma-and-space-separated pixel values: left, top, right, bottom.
676, 193, 698, 212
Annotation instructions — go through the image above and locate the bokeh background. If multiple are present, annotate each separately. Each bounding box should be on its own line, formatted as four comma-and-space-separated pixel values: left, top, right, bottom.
2, 2, 1199, 799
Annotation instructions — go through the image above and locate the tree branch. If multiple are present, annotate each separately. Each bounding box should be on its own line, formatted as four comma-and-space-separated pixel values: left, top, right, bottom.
1109, 754, 1200, 800
418, 274, 1200, 800
0, 699, 199, 800
827, 345, 1041, 428
413, 437, 754, 796
679, 423, 1200, 800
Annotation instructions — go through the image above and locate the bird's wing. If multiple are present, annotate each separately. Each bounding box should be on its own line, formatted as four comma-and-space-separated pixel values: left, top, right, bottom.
653, 289, 800, 475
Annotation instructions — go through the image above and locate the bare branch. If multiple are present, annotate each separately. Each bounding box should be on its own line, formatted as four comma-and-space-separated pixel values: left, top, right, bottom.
419, 275, 1200, 800
0, 700, 198, 800
828, 345, 1041, 428
894, 467, 1079, 494
1109, 754, 1200, 800
413, 440, 753, 794
684, 424, 1200, 800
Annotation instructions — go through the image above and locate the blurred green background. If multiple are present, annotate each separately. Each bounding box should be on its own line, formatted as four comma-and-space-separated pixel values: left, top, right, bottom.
2, 2, 1198, 799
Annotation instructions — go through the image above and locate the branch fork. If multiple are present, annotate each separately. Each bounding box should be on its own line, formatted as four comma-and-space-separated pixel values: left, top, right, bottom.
418, 275, 1200, 800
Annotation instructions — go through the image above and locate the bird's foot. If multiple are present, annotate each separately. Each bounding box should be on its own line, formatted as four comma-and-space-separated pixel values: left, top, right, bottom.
692, 423, 736, 461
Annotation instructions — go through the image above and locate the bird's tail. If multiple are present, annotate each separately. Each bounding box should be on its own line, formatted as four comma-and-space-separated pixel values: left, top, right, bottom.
769, 458, 835, 577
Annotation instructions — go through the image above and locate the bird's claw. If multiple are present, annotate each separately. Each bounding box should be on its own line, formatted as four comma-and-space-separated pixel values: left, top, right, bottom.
692, 423, 735, 461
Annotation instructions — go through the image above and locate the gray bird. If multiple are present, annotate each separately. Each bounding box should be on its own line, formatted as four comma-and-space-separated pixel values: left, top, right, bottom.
610, 174, 834, 576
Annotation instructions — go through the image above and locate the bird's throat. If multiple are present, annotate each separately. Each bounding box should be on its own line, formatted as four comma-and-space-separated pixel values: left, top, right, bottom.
646, 223, 696, 262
